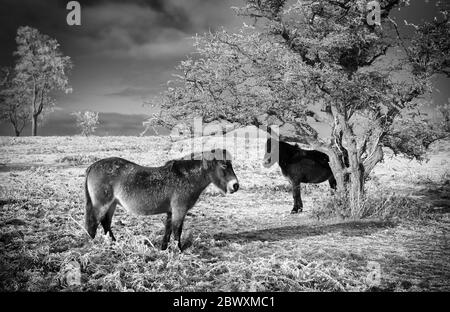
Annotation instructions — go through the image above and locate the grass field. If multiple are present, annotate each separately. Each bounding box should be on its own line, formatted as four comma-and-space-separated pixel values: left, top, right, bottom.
0, 135, 449, 291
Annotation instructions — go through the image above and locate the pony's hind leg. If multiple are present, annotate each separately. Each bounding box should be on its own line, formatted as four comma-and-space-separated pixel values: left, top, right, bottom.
85, 184, 99, 239
161, 212, 172, 250
292, 181, 303, 213
101, 201, 117, 241
85, 205, 99, 239
329, 176, 337, 190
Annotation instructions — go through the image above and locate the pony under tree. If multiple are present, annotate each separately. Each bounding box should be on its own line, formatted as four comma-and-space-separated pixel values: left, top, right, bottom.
151, 0, 450, 217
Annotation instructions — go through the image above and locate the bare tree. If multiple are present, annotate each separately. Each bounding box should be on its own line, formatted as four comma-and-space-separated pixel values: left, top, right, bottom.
151, 0, 450, 217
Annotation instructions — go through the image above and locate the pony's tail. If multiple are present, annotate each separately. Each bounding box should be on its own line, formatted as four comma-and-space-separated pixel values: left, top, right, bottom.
84, 165, 98, 239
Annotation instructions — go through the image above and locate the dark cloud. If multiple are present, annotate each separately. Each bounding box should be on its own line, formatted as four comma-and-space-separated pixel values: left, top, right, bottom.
1, 0, 447, 136
0, 0, 242, 121
0, 0, 241, 64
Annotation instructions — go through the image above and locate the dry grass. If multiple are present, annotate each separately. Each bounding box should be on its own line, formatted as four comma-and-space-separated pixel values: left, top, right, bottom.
0, 136, 449, 292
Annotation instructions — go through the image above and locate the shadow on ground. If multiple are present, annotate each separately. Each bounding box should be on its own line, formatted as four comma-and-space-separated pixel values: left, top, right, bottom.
0, 163, 79, 173
414, 181, 450, 214
214, 220, 396, 243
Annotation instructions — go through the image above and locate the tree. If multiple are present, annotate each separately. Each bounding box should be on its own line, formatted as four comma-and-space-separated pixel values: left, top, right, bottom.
152, 0, 450, 217
440, 102, 450, 133
72, 111, 100, 136
0, 67, 30, 136
13, 26, 72, 136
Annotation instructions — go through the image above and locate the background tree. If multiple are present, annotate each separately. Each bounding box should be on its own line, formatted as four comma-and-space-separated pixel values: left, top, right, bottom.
440, 102, 450, 133
14, 26, 72, 136
151, 0, 449, 217
0, 67, 30, 136
72, 111, 100, 136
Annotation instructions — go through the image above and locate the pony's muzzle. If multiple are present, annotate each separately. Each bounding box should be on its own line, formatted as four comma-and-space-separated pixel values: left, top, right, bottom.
227, 179, 239, 193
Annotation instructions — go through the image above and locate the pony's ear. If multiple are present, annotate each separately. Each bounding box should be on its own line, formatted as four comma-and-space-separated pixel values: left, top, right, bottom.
209, 149, 228, 162
166, 160, 176, 172
201, 150, 215, 169
167, 160, 185, 176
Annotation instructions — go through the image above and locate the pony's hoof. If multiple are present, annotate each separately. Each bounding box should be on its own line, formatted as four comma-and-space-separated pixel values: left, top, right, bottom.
291, 209, 302, 214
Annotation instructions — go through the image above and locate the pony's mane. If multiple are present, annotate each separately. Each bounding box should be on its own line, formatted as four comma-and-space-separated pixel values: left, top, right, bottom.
163, 149, 233, 174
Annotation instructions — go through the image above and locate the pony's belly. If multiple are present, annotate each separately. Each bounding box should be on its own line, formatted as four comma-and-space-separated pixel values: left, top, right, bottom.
286, 161, 332, 184
134, 206, 168, 215
301, 171, 331, 183
300, 177, 328, 184
115, 187, 170, 215
119, 199, 170, 215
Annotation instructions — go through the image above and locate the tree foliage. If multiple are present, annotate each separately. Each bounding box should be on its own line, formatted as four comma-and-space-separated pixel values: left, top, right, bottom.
72, 111, 100, 136
13, 26, 72, 136
405, 10, 450, 76
0, 67, 30, 136
151, 0, 449, 217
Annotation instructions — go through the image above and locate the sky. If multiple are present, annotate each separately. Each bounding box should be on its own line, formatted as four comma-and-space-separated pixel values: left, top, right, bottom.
0, 0, 242, 115
0, 0, 448, 136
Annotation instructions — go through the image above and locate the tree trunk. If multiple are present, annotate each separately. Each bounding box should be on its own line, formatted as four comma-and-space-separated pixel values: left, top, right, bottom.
347, 141, 365, 217
328, 151, 346, 192
31, 80, 38, 136
363, 144, 383, 180
325, 141, 366, 218
31, 114, 38, 136
10, 123, 21, 137
348, 165, 364, 218
10, 119, 20, 137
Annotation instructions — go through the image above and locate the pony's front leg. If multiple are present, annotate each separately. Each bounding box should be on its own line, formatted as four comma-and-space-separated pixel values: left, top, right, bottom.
161, 212, 172, 250
328, 175, 337, 191
171, 203, 187, 251
292, 181, 303, 214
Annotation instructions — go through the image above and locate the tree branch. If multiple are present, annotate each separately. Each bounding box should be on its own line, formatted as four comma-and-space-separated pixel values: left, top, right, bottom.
363, 144, 384, 180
